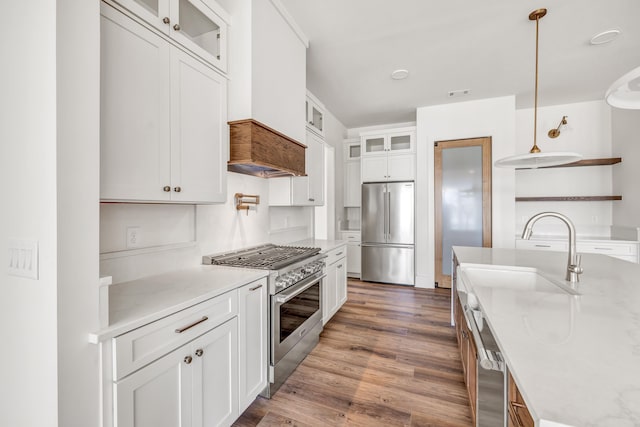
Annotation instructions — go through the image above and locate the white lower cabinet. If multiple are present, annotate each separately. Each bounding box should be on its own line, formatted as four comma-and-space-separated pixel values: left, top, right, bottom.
516, 238, 639, 263
106, 277, 268, 427
323, 246, 348, 325
341, 231, 361, 278
114, 318, 238, 427
238, 280, 267, 413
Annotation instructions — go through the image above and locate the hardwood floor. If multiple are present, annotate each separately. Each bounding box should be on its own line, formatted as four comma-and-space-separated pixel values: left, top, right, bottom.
234, 279, 472, 427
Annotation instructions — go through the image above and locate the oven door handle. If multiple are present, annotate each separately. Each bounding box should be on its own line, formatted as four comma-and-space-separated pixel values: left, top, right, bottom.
275, 273, 326, 304
463, 305, 504, 372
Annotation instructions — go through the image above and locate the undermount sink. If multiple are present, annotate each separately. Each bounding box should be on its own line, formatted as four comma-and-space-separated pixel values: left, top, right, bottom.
460, 265, 580, 303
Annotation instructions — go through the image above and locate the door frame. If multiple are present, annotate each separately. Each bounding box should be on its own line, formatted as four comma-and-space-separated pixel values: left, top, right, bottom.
434, 137, 492, 288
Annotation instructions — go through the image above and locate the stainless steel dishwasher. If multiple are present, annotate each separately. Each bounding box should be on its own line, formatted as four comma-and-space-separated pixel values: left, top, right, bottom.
461, 293, 507, 426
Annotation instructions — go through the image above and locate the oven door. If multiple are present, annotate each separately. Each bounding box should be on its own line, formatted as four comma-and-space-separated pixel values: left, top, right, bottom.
271, 272, 325, 365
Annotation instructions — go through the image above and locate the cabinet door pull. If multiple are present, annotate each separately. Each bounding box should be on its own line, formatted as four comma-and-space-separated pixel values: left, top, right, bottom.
534, 244, 551, 248
335, 252, 343, 256
162, 17, 170, 24
174, 186, 182, 193
174, 316, 208, 333
173, 24, 181, 31
184, 355, 193, 364
337, 264, 343, 269
163, 186, 171, 192
308, 198, 315, 202
249, 284, 263, 291
195, 349, 204, 357
594, 247, 612, 251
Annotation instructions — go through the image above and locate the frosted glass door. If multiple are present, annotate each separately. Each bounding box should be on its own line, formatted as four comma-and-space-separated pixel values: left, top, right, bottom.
434, 136, 491, 288
441, 146, 483, 276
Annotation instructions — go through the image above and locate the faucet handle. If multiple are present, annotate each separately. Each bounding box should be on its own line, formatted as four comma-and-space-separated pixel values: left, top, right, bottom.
569, 254, 584, 275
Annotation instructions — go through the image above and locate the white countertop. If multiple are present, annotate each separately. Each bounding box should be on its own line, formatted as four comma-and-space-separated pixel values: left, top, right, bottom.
292, 238, 346, 252
514, 234, 639, 243
89, 266, 268, 343
453, 246, 640, 427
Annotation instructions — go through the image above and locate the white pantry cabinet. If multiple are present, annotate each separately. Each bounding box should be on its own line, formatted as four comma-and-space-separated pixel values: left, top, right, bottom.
238, 280, 267, 413
323, 245, 347, 325
110, 0, 228, 73
343, 138, 361, 207
360, 128, 415, 182
269, 130, 325, 206
100, 4, 227, 204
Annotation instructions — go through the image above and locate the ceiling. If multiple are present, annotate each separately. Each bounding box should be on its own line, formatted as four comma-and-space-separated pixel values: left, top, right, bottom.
279, 0, 640, 128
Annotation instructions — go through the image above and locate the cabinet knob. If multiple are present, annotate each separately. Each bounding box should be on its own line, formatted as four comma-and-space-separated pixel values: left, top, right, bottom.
195, 349, 204, 357
184, 355, 193, 364
308, 198, 315, 202
162, 16, 170, 24
174, 186, 182, 193
163, 186, 171, 192
173, 24, 181, 31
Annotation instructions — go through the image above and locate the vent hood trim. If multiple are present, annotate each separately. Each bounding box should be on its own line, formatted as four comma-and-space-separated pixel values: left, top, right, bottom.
228, 119, 307, 178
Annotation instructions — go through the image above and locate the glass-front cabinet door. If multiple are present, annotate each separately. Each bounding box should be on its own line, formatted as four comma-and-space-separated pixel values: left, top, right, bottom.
388, 132, 414, 153
113, 0, 228, 72
171, 0, 227, 72
362, 135, 386, 155
306, 95, 325, 137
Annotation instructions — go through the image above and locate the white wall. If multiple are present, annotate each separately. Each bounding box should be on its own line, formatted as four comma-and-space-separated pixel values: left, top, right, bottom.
416, 96, 517, 288
1, 2, 59, 425
100, 173, 313, 284
612, 108, 640, 230
56, 1, 101, 426
515, 101, 613, 237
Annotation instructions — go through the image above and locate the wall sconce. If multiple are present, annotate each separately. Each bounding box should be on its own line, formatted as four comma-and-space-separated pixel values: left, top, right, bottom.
548, 116, 568, 138
235, 193, 260, 215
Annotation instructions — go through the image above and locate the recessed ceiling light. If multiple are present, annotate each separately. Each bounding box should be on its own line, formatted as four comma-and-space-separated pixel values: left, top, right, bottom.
391, 69, 409, 80
590, 29, 621, 45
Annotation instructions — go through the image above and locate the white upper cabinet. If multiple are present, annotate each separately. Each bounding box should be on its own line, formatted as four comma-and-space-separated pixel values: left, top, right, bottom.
111, 0, 228, 72
100, 4, 227, 204
361, 128, 415, 157
360, 127, 416, 182
305, 92, 325, 137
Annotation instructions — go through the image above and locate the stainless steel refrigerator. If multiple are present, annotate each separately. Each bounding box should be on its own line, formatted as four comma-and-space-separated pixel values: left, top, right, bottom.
361, 181, 414, 285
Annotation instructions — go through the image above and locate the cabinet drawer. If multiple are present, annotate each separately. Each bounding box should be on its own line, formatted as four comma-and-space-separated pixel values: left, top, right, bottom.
325, 245, 347, 266
577, 242, 638, 256
340, 231, 361, 242
113, 290, 238, 380
515, 239, 568, 252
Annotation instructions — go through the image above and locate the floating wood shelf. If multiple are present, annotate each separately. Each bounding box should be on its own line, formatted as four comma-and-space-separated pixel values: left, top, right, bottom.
516, 157, 622, 170
516, 196, 622, 202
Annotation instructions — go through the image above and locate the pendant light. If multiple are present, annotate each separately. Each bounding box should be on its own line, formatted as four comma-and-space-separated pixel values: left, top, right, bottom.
606, 65, 640, 109
495, 9, 582, 168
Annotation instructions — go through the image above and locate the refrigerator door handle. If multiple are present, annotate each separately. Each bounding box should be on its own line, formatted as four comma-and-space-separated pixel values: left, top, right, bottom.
387, 190, 392, 241
383, 190, 389, 240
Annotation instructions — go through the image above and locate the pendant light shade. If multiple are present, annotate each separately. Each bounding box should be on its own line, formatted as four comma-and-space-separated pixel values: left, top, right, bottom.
495, 8, 582, 169
606, 66, 640, 109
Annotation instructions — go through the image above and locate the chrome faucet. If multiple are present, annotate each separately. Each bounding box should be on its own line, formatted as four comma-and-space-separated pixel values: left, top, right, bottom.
521, 212, 583, 283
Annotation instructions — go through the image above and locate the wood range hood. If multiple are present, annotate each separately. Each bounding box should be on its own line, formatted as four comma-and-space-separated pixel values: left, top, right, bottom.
227, 119, 307, 178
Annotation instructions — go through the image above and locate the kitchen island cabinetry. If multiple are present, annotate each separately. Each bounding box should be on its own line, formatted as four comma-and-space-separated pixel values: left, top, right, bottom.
100, 3, 227, 204
322, 245, 348, 325
454, 292, 477, 424
508, 372, 534, 427
109, 0, 228, 72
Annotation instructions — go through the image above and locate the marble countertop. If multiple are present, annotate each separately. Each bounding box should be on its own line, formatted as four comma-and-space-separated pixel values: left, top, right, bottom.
89, 266, 268, 343
453, 246, 640, 427
292, 238, 346, 252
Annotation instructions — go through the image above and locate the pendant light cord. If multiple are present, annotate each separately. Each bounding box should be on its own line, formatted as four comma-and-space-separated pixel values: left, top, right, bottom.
531, 14, 541, 153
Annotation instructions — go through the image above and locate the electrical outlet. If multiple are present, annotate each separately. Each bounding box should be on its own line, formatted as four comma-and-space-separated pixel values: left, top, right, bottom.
126, 226, 141, 249
7, 238, 38, 279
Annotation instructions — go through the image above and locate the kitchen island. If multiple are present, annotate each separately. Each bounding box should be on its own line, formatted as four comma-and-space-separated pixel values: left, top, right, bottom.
453, 246, 640, 427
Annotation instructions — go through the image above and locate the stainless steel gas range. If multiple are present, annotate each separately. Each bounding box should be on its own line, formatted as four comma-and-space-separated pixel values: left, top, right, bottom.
203, 244, 326, 397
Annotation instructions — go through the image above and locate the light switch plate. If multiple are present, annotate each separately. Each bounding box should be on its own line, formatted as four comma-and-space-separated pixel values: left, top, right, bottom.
7, 238, 39, 279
